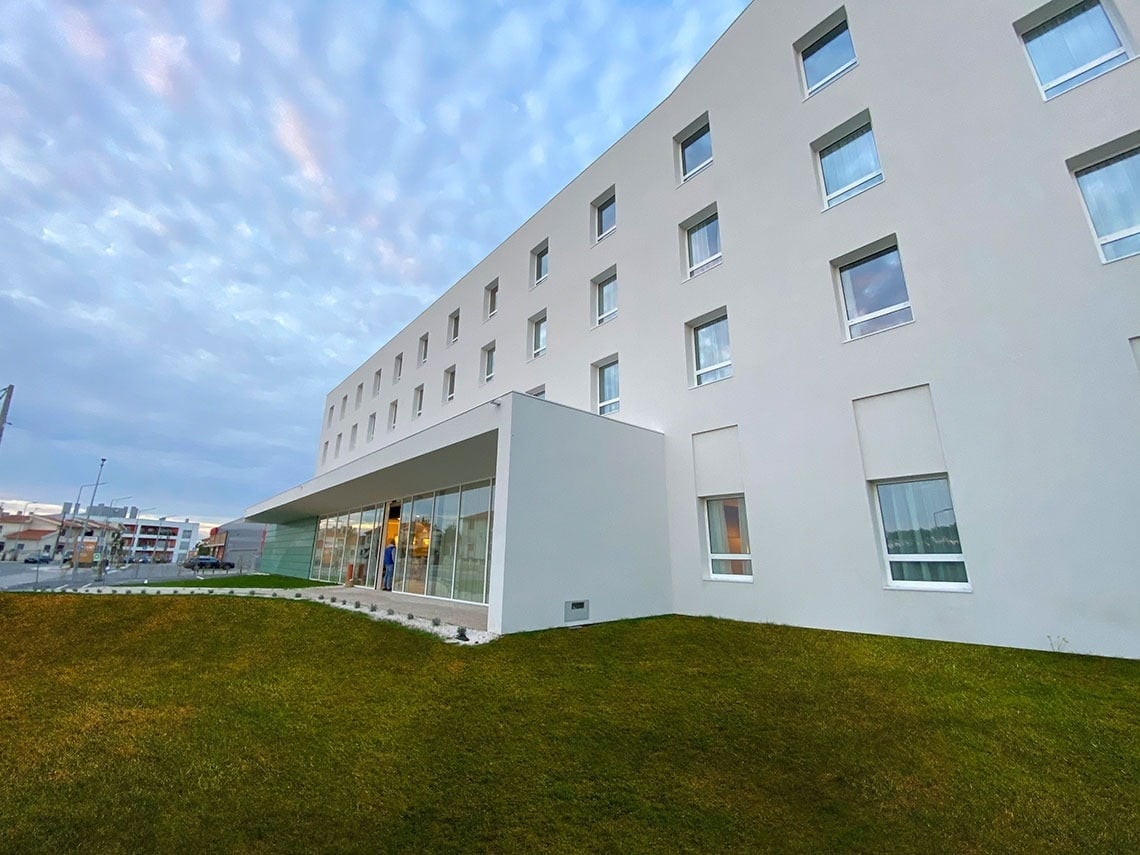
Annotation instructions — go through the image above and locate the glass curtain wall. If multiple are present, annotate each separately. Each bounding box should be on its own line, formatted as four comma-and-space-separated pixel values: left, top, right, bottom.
308, 479, 494, 602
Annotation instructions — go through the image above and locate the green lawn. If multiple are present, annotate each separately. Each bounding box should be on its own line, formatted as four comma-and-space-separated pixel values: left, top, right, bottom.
134, 573, 336, 589
0, 595, 1136, 853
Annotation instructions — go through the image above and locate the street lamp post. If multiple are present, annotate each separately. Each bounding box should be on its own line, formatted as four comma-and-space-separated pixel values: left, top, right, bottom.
72, 458, 106, 584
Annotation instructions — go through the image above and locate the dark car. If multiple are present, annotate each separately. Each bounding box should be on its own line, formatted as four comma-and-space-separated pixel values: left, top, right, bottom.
184, 556, 222, 570
23, 554, 50, 564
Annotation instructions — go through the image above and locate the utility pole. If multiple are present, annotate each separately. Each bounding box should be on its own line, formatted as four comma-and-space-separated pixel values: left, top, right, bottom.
0, 385, 12, 455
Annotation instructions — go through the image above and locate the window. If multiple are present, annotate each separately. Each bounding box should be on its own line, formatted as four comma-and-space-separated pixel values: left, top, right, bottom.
679, 123, 713, 179
355, 383, 363, 409
349, 423, 358, 451
372, 369, 382, 397
530, 312, 547, 358
597, 358, 619, 415
1076, 146, 1140, 261
693, 314, 733, 385
1020, 1, 1129, 99
340, 395, 348, 419
413, 385, 424, 417
388, 400, 398, 430
321, 441, 329, 464
418, 333, 429, 364
448, 310, 460, 343
705, 495, 752, 578
595, 192, 616, 239
686, 212, 722, 277
800, 16, 857, 94
527, 385, 546, 399
443, 366, 456, 402
837, 243, 913, 339
595, 272, 617, 325
334, 433, 343, 457
327, 405, 334, 427
818, 122, 883, 207
533, 241, 549, 285
484, 280, 499, 319
482, 343, 496, 383
367, 413, 376, 441
874, 476, 968, 590
394, 353, 403, 382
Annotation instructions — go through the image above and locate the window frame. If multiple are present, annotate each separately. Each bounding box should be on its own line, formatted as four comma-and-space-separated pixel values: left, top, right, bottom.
691, 312, 734, 387
814, 114, 884, 209
482, 343, 496, 384
393, 353, 403, 383
798, 16, 858, 96
443, 366, 456, 403
1071, 138, 1140, 263
703, 494, 753, 581
872, 475, 970, 593
595, 193, 616, 241
355, 383, 363, 409
418, 333, 429, 365
372, 369, 382, 398
366, 413, 376, 442
387, 400, 398, 431
532, 241, 550, 287
412, 384, 424, 418
685, 210, 723, 278
1017, 0, 1131, 100
596, 357, 619, 415
595, 270, 618, 326
678, 122, 713, 181
834, 238, 914, 341
530, 312, 548, 359
484, 280, 499, 320
349, 423, 358, 451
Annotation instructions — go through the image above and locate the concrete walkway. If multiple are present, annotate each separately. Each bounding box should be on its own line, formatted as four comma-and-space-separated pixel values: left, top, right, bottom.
303, 584, 489, 632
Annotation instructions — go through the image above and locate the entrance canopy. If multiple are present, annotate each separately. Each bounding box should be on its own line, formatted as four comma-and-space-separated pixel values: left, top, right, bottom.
247, 402, 501, 524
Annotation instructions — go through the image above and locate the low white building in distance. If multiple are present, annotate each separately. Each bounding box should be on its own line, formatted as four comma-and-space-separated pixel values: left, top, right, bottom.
251, 0, 1140, 658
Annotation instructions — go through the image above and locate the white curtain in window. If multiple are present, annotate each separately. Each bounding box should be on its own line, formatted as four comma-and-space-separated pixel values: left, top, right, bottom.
599, 362, 619, 402
695, 319, 730, 372
688, 216, 720, 266
1026, 1, 1122, 86
821, 127, 881, 197
1078, 150, 1140, 258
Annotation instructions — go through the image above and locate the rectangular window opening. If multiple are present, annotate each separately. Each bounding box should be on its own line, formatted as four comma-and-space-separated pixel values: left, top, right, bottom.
836, 242, 913, 339
705, 495, 752, 578
1075, 145, 1140, 262
801, 16, 857, 95
874, 476, 969, 590
1020, 1, 1130, 99
692, 314, 733, 386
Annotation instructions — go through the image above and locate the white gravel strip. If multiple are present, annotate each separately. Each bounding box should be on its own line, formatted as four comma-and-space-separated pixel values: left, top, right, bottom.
47, 585, 498, 646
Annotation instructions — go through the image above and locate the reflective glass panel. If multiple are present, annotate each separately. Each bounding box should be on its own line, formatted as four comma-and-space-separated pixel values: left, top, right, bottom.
403, 494, 435, 595
425, 488, 460, 598
598, 361, 619, 414
597, 275, 617, 323
687, 215, 721, 272
455, 481, 492, 603
597, 197, 616, 235
681, 126, 712, 176
820, 125, 883, 206
694, 317, 732, 385
840, 248, 912, 337
877, 478, 962, 556
1077, 148, 1140, 260
1025, 1, 1125, 97
803, 21, 856, 92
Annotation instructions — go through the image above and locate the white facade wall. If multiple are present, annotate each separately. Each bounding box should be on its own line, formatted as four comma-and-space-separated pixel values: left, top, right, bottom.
298, 1, 1140, 656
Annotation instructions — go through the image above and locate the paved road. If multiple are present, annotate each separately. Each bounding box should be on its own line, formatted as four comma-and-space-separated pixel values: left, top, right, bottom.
0, 561, 242, 591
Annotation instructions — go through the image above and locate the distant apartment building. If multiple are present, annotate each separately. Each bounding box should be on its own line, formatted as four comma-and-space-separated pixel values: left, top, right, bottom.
66, 505, 199, 564
250, 1, 1140, 658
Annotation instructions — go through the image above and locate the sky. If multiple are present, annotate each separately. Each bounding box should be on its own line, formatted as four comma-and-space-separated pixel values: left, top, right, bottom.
0, 0, 750, 529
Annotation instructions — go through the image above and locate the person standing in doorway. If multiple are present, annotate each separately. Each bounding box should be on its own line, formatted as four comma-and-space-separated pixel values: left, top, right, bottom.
382, 539, 396, 591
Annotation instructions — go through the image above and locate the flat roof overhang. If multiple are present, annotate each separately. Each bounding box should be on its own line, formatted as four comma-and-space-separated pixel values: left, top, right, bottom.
246, 401, 503, 524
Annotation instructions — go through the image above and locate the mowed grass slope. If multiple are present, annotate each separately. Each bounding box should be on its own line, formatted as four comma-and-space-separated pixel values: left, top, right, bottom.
0, 595, 1136, 854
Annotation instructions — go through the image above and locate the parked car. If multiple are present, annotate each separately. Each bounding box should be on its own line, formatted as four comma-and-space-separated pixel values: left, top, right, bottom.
183, 556, 222, 570
22, 554, 50, 564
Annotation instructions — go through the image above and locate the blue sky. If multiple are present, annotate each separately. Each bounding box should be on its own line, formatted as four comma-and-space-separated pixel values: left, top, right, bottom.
0, 0, 749, 527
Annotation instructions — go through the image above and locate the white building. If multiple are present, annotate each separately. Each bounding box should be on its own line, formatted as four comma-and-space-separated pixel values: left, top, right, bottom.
75, 506, 199, 565
251, 0, 1140, 658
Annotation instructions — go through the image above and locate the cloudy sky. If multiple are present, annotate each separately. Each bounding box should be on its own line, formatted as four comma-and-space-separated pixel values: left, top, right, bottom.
0, 0, 749, 527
